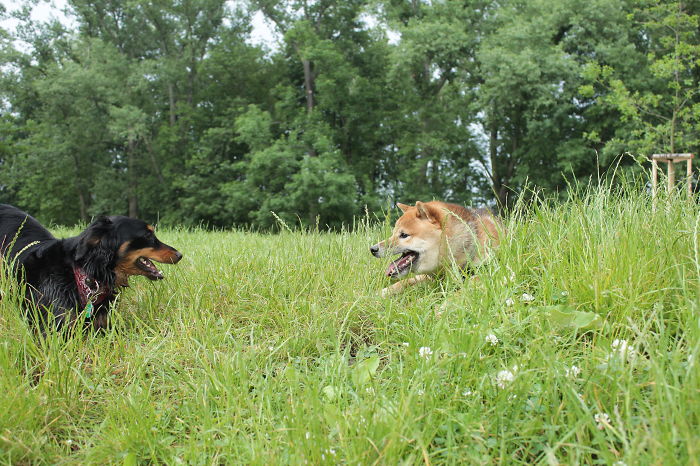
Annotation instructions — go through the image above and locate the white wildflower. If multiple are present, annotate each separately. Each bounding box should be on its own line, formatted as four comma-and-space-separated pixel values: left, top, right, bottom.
417, 389, 425, 396
521, 293, 535, 302
418, 346, 433, 358
561, 290, 569, 296
612, 461, 626, 466
610, 339, 637, 362
305, 432, 311, 440
505, 298, 515, 307
462, 388, 473, 396
594, 412, 610, 430
495, 369, 515, 389
485, 334, 499, 346
402, 342, 410, 347
564, 365, 581, 378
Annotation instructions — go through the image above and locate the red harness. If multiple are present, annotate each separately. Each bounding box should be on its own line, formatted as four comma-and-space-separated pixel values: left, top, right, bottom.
72, 266, 111, 315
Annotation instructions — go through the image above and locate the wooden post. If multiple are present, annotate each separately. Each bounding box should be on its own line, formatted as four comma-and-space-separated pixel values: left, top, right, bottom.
652, 159, 658, 211
649, 153, 694, 205
688, 158, 693, 198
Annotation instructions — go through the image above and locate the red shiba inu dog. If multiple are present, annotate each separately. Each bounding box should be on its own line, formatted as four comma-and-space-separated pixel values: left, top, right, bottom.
370, 201, 502, 296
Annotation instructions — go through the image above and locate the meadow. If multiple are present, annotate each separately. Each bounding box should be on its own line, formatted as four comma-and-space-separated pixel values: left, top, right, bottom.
0, 185, 698, 464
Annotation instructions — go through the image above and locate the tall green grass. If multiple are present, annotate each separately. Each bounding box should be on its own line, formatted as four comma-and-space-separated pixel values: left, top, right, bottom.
0, 185, 698, 464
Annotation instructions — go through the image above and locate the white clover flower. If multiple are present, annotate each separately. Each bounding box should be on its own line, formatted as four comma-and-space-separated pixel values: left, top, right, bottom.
564, 365, 581, 378
417, 389, 425, 396
485, 334, 499, 346
418, 346, 433, 358
521, 293, 535, 302
268, 346, 275, 351
594, 412, 610, 430
402, 342, 410, 347
505, 298, 515, 307
495, 369, 515, 389
610, 339, 637, 362
561, 290, 569, 296
462, 388, 473, 396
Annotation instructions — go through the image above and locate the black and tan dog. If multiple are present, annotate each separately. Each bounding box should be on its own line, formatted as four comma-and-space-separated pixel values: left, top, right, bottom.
0, 204, 182, 331
371, 201, 502, 296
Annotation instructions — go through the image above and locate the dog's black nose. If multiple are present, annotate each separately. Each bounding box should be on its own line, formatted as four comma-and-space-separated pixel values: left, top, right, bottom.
370, 245, 379, 256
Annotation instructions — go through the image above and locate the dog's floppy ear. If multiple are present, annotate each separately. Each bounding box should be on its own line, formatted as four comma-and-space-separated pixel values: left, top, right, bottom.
75, 216, 117, 287
396, 203, 410, 213
415, 201, 440, 224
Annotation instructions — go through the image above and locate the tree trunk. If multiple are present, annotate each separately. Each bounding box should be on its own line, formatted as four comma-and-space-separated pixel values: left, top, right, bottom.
127, 139, 139, 218
303, 58, 315, 113
488, 121, 507, 210
78, 191, 88, 222
168, 82, 176, 126
302, 57, 317, 157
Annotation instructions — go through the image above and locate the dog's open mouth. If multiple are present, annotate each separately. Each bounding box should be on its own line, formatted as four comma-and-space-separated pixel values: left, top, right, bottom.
387, 251, 419, 277
136, 257, 164, 280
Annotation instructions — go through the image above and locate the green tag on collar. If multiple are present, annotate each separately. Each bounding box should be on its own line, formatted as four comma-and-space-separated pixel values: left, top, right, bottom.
84, 302, 94, 318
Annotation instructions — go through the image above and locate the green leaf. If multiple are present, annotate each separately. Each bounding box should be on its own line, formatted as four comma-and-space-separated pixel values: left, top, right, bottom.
351, 355, 380, 388
123, 452, 138, 466
542, 305, 603, 331
322, 385, 342, 402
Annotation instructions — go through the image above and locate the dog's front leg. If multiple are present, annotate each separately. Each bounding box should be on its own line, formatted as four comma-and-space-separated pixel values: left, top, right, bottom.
380, 274, 432, 297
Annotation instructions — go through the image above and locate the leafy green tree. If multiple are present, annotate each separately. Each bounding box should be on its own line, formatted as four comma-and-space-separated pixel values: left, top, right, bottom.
379, 0, 489, 205
582, 0, 700, 160
475, 0, 645, 208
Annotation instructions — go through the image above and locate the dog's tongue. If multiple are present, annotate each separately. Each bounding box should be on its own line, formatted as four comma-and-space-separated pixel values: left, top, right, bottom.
386, 253, 416, 276
140, 257, 163, 279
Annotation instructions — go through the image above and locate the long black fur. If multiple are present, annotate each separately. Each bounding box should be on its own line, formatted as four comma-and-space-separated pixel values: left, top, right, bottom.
0, 204, 181, 331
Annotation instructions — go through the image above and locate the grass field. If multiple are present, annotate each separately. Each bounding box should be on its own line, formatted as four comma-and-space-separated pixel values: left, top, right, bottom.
0, 186, 698, 464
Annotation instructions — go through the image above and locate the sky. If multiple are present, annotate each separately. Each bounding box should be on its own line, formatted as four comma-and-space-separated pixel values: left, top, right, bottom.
1, 0, 280, 50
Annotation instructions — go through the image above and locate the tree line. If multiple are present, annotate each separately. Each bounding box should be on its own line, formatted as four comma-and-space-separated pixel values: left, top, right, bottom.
1, 0, 699, 228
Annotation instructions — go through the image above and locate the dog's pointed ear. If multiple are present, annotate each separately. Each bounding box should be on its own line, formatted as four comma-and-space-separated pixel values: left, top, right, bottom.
415, 201, 440, 224
396, 203, 410, 213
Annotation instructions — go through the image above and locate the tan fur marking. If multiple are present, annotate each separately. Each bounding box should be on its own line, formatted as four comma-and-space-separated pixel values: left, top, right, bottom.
114, 245, 180, 286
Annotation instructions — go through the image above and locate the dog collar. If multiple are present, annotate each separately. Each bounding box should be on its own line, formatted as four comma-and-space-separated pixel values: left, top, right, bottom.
72, 266, 111, 316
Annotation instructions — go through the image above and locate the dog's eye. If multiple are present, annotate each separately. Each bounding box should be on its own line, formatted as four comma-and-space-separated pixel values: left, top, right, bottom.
399, 232, 409, 239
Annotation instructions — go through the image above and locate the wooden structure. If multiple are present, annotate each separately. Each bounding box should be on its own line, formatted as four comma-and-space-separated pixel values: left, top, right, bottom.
650, 153, 694, 208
